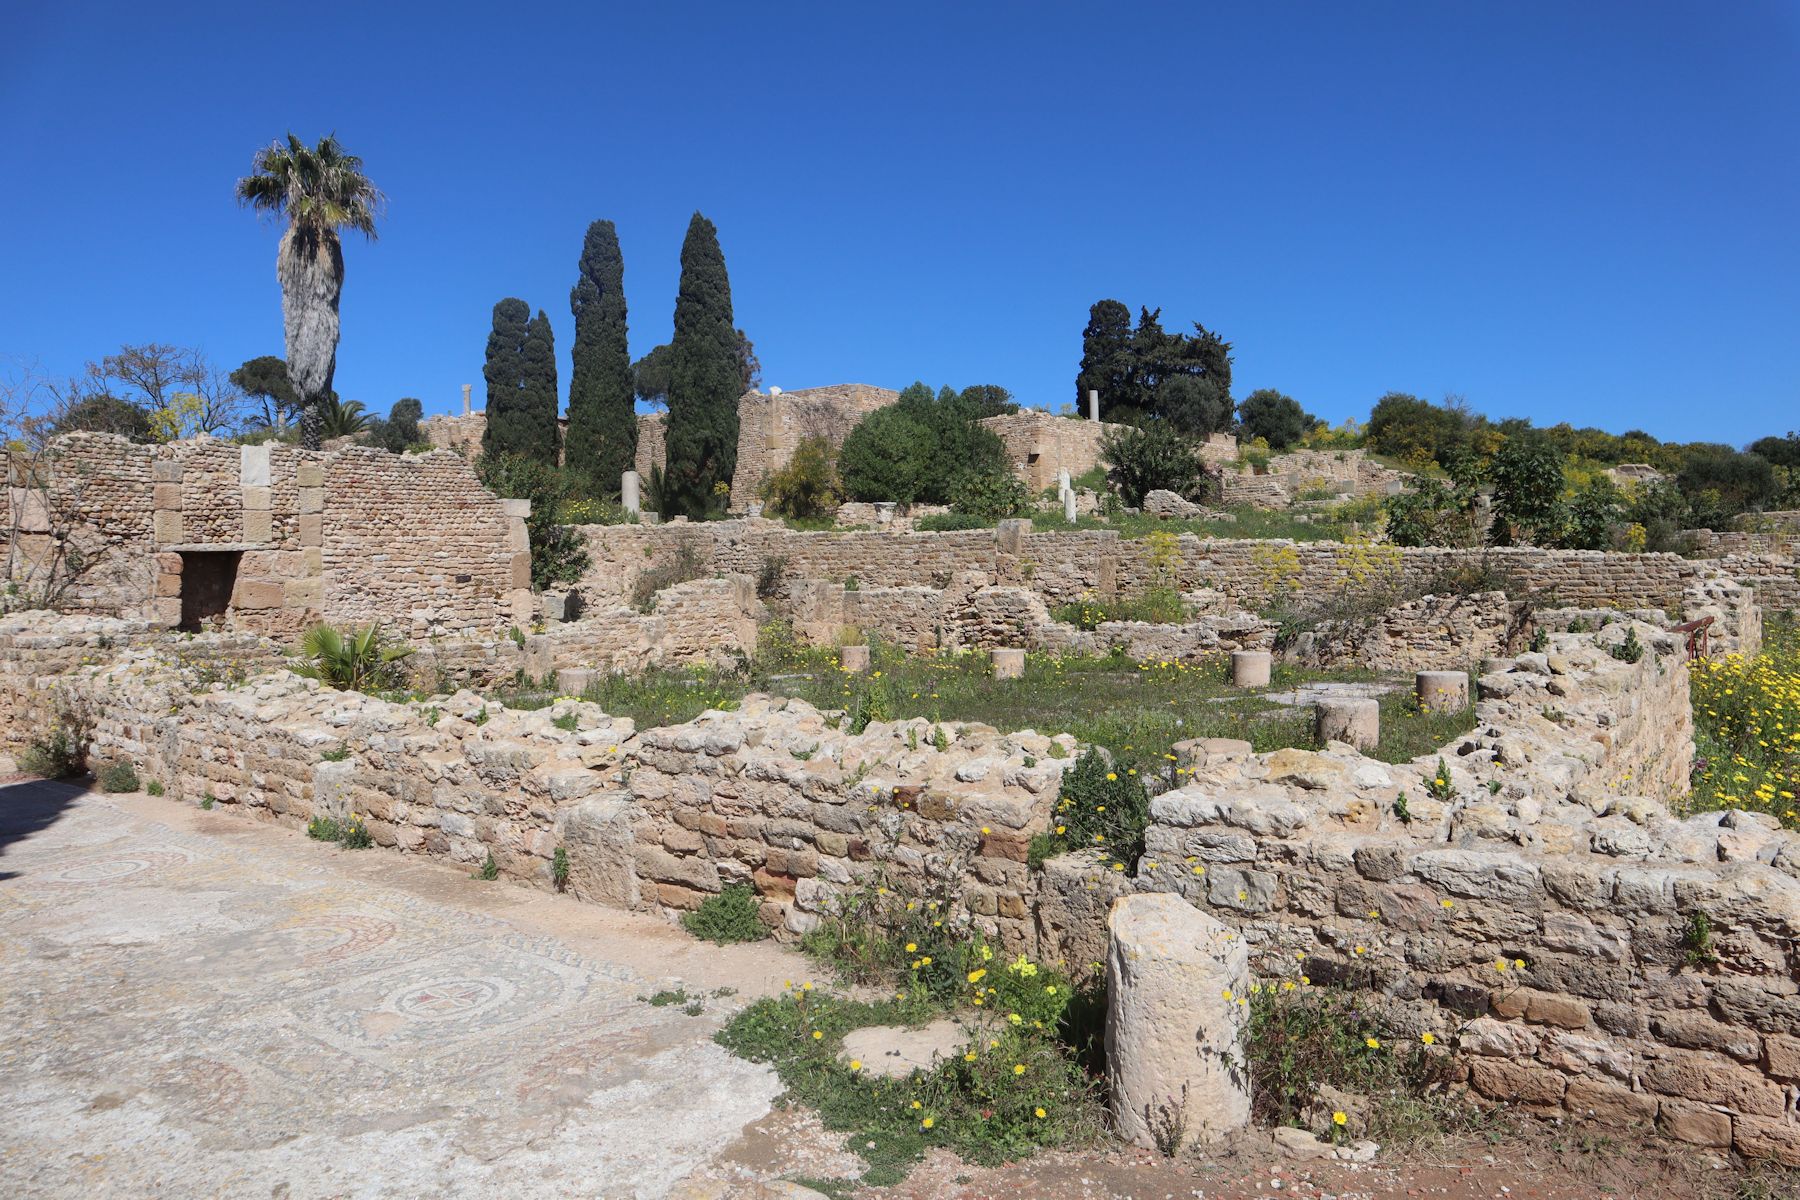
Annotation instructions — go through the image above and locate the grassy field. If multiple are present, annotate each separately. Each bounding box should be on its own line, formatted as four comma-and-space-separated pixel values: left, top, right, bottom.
1687, 616, 1799, 830
495, 631, 1477, 773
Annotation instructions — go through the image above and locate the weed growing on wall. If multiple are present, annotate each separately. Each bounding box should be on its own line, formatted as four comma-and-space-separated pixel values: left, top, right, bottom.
681, 885, 769, 944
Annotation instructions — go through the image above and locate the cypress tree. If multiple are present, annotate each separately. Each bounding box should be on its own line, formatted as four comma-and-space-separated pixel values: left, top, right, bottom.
662, 213, 740, 516
482, 298, 559, 465
566, 220, 634, 496
1074, 299, 1134, 418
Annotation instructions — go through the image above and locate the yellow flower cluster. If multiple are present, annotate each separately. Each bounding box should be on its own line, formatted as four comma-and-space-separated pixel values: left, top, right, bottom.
1689, 627, 1800, 830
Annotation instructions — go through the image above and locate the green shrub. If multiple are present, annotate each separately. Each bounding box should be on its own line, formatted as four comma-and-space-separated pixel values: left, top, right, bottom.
320, 747, 350, 762
339, 813, 373, 849
1099, 422, 1207, 507
476, 851, 499, 881
1609, 626, 1644, 663
763, 435, 841, 519
19, 729, 81, 779
145, 779, 165, 797
97, 761, 140, 793
839, 384, 1009, 505
1237, 389, 1315, 450
307, 815, 344, 842
553, 846, 570, 892
947, 467, 1029, 521
682, 884, 770, 944
477, 453, 592, 587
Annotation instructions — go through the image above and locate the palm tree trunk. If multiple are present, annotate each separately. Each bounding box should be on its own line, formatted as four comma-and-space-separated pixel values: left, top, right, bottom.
277, 227, 345, 451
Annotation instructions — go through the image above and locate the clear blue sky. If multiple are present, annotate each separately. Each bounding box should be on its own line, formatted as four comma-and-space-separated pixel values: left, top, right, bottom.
4, 1, 1796, 445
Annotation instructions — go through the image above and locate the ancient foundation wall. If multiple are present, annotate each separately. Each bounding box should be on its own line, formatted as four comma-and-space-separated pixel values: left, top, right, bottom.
575, 521, 1716, 614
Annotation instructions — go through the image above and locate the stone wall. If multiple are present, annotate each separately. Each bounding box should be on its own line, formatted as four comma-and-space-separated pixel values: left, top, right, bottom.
1219, 448, 1408, 509
1101, 623, 1800, 1165
1287, 591, 1518, 672
3, 434, 529, 638
419, 411, 485, 457
978, 411, 1126, 493
730, 385, 900, 511
4, 595, 1797, 1164
574, 520, 1718, 615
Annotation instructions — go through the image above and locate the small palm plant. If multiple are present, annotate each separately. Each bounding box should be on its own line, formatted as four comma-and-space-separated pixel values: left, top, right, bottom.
297, 623, 414, 693
317, 395, 371, 440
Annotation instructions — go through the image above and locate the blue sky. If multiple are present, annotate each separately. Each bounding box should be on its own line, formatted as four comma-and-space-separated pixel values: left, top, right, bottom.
3, 1, 1796, 444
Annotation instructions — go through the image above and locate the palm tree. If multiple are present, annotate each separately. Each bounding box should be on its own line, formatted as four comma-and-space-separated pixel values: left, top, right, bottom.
317, 395, 370, 440
235, 134, 384, 450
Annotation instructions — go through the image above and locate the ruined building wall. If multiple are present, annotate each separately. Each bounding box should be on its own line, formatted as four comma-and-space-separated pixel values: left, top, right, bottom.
5, 434, 529, 637
978, 411, 1127, 493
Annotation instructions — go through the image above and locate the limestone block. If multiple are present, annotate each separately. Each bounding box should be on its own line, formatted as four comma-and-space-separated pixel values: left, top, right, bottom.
992, 648, 1025, 680
1105, 893, 1250, 1150
233, 579, 285, 610
541, 591, 572, 623
151, 598, 182, 627
154, 572, 181, 598
562, 797, 642, 909
241, 509, 273, 544
284, 577, 324, 609
239, 443, 272, 487
295, 462, 324, 488
1229, 650, 1272, 688
297, 512, 323, 546
840, 645, 871, 674
298, 487, 324, 515
241, 485, 272, 512
152, 458, 182, 483
1315, 697, 1379, 751
151, 482, 184, 510
152, 510, 184, 544
1416, 670, 1470, 713
510, 552, 532, 589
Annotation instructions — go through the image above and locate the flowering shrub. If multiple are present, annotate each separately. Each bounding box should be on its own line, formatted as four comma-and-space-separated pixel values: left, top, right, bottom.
1689, 618, 1799, 829
1041, 747, 1152, 869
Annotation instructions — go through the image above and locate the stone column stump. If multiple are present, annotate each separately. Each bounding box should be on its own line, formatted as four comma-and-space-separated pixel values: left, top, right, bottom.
1106, 893, 1251, 1151
555, 667, 597, 696
621, 471, 640, 515
1416, 670, 1470, 713
1315, 697, 1380, 751
1229, 650, 1272, 688
992, 648, 1026, 680
840, 644, 871, 674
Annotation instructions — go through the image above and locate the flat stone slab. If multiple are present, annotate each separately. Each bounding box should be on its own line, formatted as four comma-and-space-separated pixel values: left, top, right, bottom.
837, 1018, 967, 1078
1251, 680, 1399, 709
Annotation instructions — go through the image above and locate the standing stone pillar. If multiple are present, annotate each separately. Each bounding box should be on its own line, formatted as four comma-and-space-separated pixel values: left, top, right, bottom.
1229, 650, 1272, 688
840, 645, 871, 674
1315, 697, 1380, 751
1415, 670, 1470, 713
1106, 894, 1251, 1150
1087, 389, 1100, 422
1057, 468, 1071, 495
462, 383, 472, 417
992, 648, 1025, 680
621, 471, 641, 515
1063, 487, 1077, 524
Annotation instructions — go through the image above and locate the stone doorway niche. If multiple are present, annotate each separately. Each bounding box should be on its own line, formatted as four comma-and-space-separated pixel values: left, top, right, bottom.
178, 550, 242, 632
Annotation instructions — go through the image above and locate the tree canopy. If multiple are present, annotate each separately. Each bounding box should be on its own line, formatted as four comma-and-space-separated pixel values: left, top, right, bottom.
661, 213, 740, 517
1074, 301, 1233, 434
838, 383, 1010, 505
566, 219, 635, 496
482, 298, 560, 464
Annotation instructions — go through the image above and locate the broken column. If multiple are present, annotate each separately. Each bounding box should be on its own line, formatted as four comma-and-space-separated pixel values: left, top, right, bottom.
992, 648, 1026, 680
1106, 893, 1251, 1151
1063, 487, 1077, 523
1315, 697, 1380, 751
1415, 670, 1470, 713
1088, 389, 1100, 422
461, 383, 472, 416
840, 644, 871, 674
1229, 650, 1272, 688
621, 470, 641, 515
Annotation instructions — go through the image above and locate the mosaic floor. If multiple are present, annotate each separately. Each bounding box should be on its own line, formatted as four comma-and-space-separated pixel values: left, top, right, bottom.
0, 780, 790, 1199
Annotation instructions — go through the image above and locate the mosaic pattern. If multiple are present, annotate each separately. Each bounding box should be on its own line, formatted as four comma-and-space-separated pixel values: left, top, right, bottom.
0, 788, 785, 1198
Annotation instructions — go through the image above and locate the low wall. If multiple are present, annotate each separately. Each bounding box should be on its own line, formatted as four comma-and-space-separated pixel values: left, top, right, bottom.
575, 520, 1717, 615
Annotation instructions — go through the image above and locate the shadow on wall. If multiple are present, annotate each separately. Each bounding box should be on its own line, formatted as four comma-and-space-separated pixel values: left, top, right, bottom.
0, 776, 87, 877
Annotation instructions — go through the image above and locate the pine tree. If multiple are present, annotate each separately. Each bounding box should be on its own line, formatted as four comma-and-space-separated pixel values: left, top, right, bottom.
482, 298, 559, 464
662, 213, 740, 516
566, 220, 634, 496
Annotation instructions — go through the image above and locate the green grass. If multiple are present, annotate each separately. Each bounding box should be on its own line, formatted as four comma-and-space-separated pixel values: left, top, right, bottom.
717, 913, 1101, 1185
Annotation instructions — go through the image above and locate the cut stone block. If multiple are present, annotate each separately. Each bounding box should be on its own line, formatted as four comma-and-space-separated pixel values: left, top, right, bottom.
1106, 893, 1251, 1150
840, 644, 871, 674
1230, 650, 1272, 688
1315, 697, 1380, 751
992, 648, 1026, 680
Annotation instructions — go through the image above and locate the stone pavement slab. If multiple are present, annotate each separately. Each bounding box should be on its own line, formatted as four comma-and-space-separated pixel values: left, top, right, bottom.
0, 778, 836, 1199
